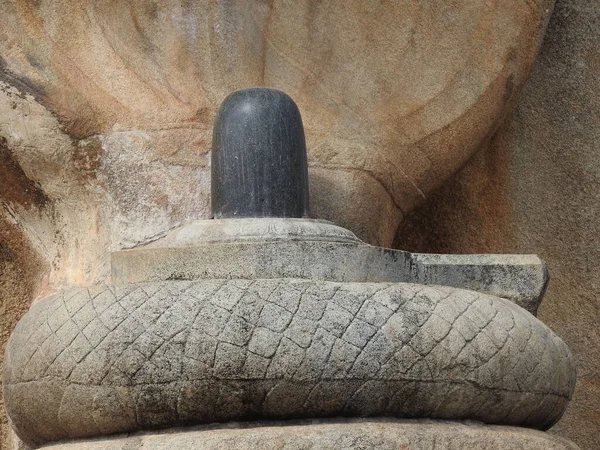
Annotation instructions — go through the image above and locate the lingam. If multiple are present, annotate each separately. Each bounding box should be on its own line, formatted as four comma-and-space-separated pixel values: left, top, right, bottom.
3, 88, 577, 449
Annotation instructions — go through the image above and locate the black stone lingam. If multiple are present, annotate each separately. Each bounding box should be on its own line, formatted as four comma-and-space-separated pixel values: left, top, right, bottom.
211, 87, 309, 218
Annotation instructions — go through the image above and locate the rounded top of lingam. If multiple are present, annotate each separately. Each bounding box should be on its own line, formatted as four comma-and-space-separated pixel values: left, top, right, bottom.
211, 87, 310, 219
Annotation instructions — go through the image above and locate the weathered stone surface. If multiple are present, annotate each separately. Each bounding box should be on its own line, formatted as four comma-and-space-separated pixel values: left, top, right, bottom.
409, 253, 549, 315
8, 1, 595, 448
143, 218, 363, 245
40, 419, 582, 450
4, 280, 575, 447
394, 2, 600, 448
0, 3, 556, 446
0, 219, 46, 450
112, 218, 549, 315
0, 0, 555, 296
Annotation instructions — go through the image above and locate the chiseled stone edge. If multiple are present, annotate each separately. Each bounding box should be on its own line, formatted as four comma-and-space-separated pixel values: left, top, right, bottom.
143, 218, 363, 246
409, 253, 549, 316
112, 239, 548, 315
40, 419, 581, 450
4, 280, 576, 447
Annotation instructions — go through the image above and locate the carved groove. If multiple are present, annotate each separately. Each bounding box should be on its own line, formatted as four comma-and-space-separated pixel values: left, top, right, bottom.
4, 280, 575, 447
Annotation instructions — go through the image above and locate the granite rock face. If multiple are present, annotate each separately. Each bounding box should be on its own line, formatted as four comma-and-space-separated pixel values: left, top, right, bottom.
40, 419, 582, 450
394, 2, 600, 448
0, 0, 554, 296
0, 1, 565, 448
4, 280, 575, 447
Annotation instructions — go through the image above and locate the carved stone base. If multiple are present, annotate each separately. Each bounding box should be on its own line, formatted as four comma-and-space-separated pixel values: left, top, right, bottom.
112, 218, 549, 314
4, 280, 575, 447
41, 419, 581, 450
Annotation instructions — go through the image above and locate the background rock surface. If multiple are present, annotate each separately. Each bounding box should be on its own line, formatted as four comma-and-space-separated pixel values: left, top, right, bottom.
0, 0, 553, 288
2, 0, 598, 449
396, 1, 600, 448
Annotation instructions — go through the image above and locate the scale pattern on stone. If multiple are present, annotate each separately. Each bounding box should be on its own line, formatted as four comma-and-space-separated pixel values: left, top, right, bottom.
4, 279, 575, 446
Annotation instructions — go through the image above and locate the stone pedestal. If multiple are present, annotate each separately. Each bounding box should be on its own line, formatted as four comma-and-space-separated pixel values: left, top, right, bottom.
40, 420, 580, 450
3, 219, 578, 449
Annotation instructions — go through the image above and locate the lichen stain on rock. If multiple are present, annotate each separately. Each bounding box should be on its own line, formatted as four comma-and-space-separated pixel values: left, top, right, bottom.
0, 54, 47, 105
72, 136, 103, 179
0, 136, 50, 211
